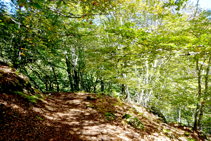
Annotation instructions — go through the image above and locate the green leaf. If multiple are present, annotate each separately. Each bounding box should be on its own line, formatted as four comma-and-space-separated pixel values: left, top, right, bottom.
36, 116, 43, 120
34, 3, 41, 9
56, 0, 63, 7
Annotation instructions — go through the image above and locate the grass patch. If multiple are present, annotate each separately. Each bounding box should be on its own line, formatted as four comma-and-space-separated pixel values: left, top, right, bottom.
187, 138, 195, 141
15, 91, 43, 103
184, 132, 190, 136
163, 129, 170, 133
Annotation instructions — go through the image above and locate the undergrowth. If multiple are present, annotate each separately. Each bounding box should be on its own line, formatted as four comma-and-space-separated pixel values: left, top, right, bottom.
15, 91, 42, 103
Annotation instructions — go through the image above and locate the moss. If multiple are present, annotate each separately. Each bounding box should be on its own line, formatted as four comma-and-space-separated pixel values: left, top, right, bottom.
163, 129, 170, 133
104, 112, 116, 121
187, 138, 195, 141
122, 114, 132, 119
184, 132, 190, 136
86, 104, 95, 108
122, 114, 144, 129
15, 91, 37, 103
0, 70, 5, 74
116, 97, 123, 106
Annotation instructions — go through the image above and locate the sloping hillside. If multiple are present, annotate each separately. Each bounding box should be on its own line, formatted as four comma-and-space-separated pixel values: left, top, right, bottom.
0, 63, 210, 141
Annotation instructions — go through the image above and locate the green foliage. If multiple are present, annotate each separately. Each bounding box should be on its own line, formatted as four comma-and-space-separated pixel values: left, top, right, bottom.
1, 0, 211, 132
104, 112, 116, 121
36, 116, 43, 120
122, 114, 144, 129
33, 94, 42, 99
16, 91, 37, 103
116, 97, 123, 106
15, 91, 42, 103
96, 93, 103, 98
187, 138, 195, 141
15, 71, 20, 76
184, 132, 190, 136
122, 114, 132, 119
130, 107, 139, 114
163, 129, 170, 133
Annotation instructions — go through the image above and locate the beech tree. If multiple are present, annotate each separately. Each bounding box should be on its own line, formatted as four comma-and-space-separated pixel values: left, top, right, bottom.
1, 0, 211, 132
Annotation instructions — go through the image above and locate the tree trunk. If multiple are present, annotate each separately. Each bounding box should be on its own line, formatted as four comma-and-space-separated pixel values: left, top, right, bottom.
73, 68, 79, 91
178, 107, 181, 123
22, 67, 44, 93
121, 84, 125, 94
197, 104, 204, 129
198, 55, 211, 128
45, 75, 49, 91
193, 57, 202, 130
80, 72, 84, 91
65, 57, 74, 91
101, 79, 104, 92
52, 67, 59, 92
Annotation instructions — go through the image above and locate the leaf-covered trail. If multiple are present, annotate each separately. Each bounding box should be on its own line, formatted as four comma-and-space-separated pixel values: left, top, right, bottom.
30, 92, 148, 141
0, 92, 208, 141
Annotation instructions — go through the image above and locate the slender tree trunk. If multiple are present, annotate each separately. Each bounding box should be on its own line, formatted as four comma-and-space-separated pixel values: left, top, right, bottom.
65, 57, 74, 91
49, 81, 53, 91
194, 0, 200, 18
121, 84, 125, 94
73, 68, 79, 91
22, 67, 43, 93
27, 65, 49, 92
45, 75, 49, 91
193, 57, 202, 130
125, 85, 131, 103
93, 77, 99, 93
178, 106, 181, 123
80, 72, 84, 91
101, 79, 104, 92
12, 6, 22, 69
52, 67, 59, 92
198, 55, 211, 128
198, 104, 204, 129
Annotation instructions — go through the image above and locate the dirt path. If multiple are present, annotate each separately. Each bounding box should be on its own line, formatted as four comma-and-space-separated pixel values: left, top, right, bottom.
0, 92, 208, 141
31, 92, 147, 141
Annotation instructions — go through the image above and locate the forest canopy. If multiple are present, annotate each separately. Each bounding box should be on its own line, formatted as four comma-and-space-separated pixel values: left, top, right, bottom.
0, 0, 211, 133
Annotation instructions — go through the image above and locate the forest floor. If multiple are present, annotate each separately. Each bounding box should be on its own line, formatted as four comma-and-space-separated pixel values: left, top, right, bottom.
1, 91, 211, 141
0, 63, 211, 141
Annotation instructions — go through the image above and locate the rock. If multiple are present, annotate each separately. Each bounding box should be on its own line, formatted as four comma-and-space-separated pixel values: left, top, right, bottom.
122, 114, 144, 129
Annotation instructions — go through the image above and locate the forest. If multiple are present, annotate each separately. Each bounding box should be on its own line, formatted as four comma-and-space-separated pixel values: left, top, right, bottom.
0, 0, 211, 137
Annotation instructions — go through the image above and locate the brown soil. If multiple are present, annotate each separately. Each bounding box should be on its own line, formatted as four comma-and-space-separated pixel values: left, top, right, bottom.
0, 91, 210, 141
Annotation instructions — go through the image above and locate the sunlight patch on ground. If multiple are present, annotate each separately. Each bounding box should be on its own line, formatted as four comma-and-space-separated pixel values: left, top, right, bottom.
56, 111, 81, 117
62, 121, 80, 126
80, 123, 146, 140
43, 109, 82, 121
32, 107, 43, 113
0, 99, 8, 105
65, 99, 82, 105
